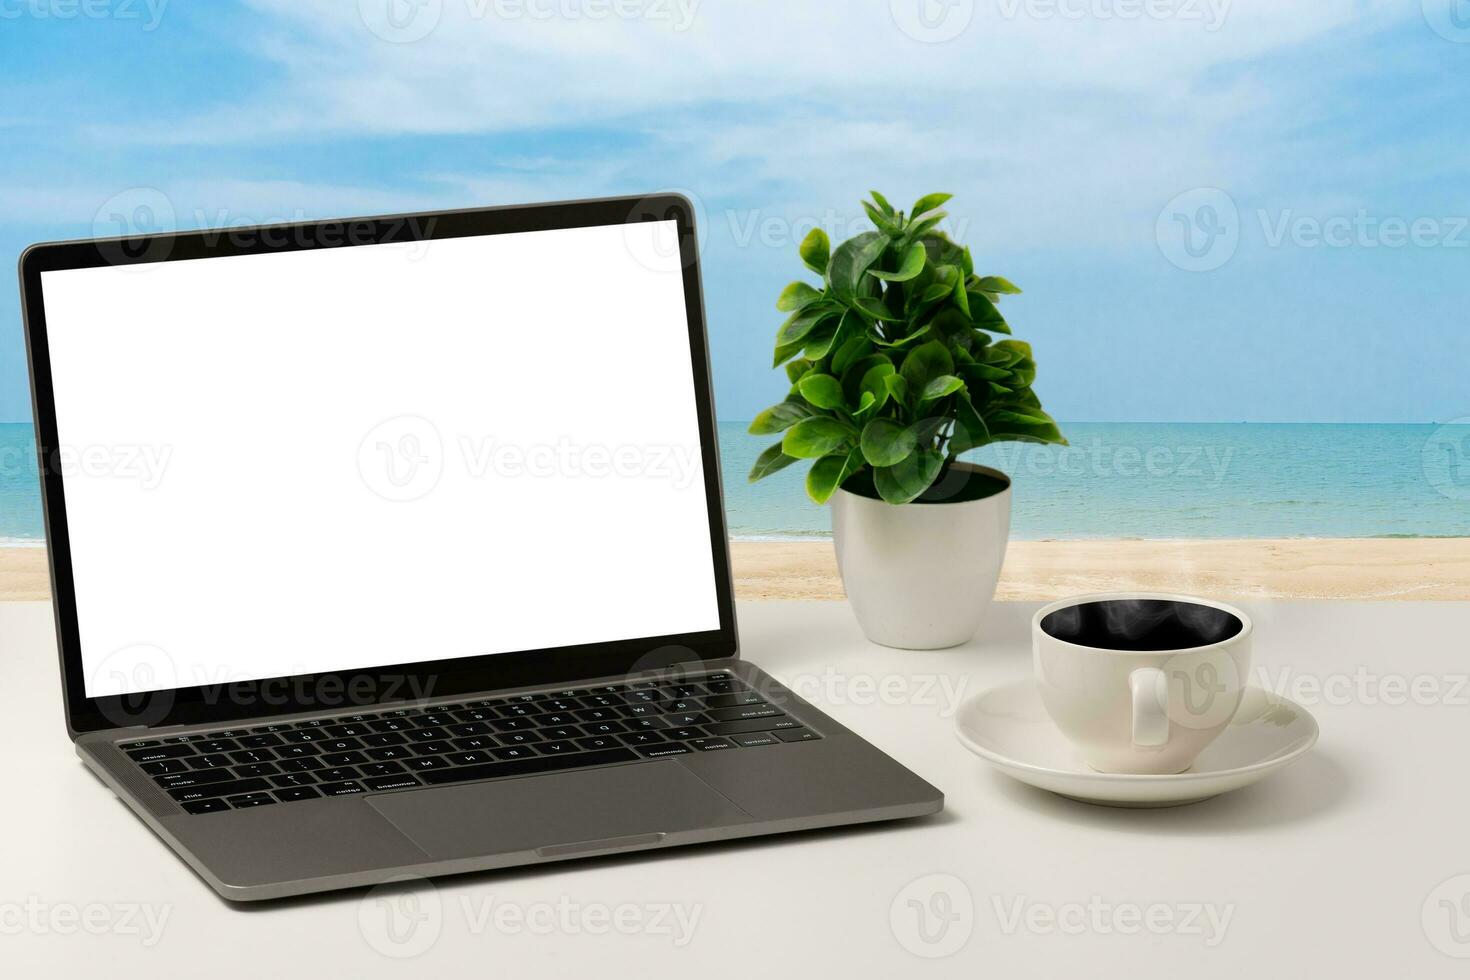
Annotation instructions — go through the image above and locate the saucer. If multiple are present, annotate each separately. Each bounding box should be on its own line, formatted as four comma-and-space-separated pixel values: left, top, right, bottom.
954, 681, 1319, 808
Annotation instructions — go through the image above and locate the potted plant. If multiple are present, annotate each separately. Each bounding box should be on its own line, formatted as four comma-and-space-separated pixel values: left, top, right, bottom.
748, 191, 1065, 649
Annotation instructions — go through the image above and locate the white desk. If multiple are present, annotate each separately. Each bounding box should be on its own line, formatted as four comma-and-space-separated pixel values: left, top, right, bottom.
2, 599, 1466, 977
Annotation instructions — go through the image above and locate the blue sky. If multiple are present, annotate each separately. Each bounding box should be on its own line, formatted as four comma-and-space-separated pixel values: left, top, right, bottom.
2, 0, 1468, 423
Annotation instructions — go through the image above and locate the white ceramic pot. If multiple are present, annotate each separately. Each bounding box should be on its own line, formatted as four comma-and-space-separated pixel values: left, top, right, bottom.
831, 462, 1012, 650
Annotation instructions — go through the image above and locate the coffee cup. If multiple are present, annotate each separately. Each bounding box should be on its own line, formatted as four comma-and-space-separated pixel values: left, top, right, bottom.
1032, 592, 1252, 774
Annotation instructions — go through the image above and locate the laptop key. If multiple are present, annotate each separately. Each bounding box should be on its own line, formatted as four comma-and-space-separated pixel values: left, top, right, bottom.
535, 740, 580, 755
274, 787, 322, 802
319, 738, 364, 753
576, 736, 619, 751
366, 746, 412, 761
664, 727, 706, 741
446, 722, 490, 737
362, 732, 408, 747
775, 728, 822, 742
452, 735, 499, 751
732, 733, 780, 747
410, 742, 454, 756
194, 739, 238, 754
369, 718, 413, 732
406, 756, 451, 771
358, 762, 406, 777
229, 793, 277, 808
445, 751, 490, 766
491, 746, 536, 761
618, 732, 665, 747
706, 705, 785, 722
663, 713, 708, 727
270, 773, 318, 788
540, 726, 582, 741
582, 720, 626, 735
237, 734, 283, 749
169, 777, 271, 802
121, 740, 161, 750
689, 737, 736, 752
321, 751, 368, 766
702, 717, 800, 736
188, 754, 233, 770
421, 747, 638, 786
278, 756, 326, 772
157, 769, 234, 789
498, 730, 541, 745
233, 763, 280, 779
319, 781, 366, 797
230, 749, 276, 765
141, 759, 190, 775
636, 743, 692, 758
281, 729, 326, 743
406, 728, 450, 742
317, 767, 359, 782
181, 799, 231, 815
127, 744, 195, 762
363, 774, 422, 791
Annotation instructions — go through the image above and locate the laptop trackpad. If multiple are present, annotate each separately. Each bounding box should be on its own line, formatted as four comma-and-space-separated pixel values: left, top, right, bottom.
367, 762, 753, 861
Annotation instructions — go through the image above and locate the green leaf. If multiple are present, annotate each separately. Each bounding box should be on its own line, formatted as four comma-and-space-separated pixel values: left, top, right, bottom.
995, 339, 1033, 359
776, 281, 822, 312
831, 335, 873, 376
960, 245, 974, 278
868, 242, 926, 282
874, 450, 945, 504
951, 394, 991, 454
748, 442, 798, 483
861, 418, 919, 467
952, 274, 971, 316
773, 338, 804, 368
1009, 356, 1037, 387
967, 291, 1008, 332
884, 373, 910, 406
802, 309, 849, 360
870, 322, 930, 348
749, 399, 812, 435
826, 232, 888, 302
782, 417, 855, 459
974, 275, 1022, 295
862, 201, 902, 236
859, 361, 896, 398
900, 340, 954, 390
776, 306, 834, 347
797, 373, 846, 410
869, 190, 895, 215
799, 228, 831, 276
806, 447, 864, 505
852, 389, 879, 420
920, 374, 965, 402
784, 357, 813, 384
911, 193, 953, 218
961, 361, 1010, 383
985, 408, 1065, 445
854, 296, 903, 322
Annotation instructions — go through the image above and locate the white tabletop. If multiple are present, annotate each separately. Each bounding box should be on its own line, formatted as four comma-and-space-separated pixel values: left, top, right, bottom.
2, 598, 1466, 976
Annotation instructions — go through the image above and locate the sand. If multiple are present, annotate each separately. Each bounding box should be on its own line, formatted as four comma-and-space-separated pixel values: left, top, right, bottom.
731, 538, 1470, 601
3, 539, 1468, 603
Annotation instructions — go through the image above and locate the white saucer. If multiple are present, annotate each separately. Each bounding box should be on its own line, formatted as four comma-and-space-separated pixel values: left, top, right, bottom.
954, 681, 1319, 808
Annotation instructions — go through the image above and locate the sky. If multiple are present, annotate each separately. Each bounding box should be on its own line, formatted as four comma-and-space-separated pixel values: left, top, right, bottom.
1, 0, 1467, 424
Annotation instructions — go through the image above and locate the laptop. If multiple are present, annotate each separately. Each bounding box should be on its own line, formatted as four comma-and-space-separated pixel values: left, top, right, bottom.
18, 195, 942, 902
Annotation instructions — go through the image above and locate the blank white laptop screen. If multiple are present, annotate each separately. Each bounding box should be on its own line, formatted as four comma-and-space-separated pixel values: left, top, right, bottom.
40, 221, 722, 698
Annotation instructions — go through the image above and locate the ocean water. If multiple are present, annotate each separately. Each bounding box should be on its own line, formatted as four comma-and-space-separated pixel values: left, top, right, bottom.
719, 421, 1470, 541
3, 421, 1468, 544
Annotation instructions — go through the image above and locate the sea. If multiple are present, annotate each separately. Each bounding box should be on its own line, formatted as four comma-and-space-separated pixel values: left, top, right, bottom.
2, 421, 1468, 544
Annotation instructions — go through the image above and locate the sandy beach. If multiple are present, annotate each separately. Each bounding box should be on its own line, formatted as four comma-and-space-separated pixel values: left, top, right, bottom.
4, 539, 1469, 603
731, 538, 1470, 601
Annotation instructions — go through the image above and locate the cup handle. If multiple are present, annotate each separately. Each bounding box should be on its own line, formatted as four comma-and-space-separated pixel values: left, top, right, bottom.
1130, 667, 1169, 747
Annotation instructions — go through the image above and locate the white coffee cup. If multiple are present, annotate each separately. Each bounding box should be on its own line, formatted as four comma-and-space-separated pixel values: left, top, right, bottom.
1033, 592, 1253, 774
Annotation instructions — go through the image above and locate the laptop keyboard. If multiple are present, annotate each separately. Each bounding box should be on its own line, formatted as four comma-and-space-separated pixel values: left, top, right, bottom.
117, 672, 822, 815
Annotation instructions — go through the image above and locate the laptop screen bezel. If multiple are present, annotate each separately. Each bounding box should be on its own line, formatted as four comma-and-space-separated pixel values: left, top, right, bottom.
19, 195, 740, 737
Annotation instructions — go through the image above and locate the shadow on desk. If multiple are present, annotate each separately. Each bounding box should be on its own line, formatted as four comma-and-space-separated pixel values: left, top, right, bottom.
981, 747, 1352, 835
